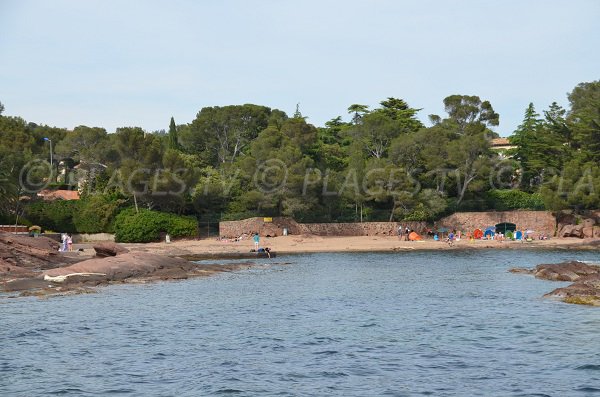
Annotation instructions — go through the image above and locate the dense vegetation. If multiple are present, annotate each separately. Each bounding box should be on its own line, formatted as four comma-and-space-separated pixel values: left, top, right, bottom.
0, 81, 598, 239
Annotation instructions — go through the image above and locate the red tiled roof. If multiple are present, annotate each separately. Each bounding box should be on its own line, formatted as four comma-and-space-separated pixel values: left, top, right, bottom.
37, 190, 80, 201
491, 138, 511, 146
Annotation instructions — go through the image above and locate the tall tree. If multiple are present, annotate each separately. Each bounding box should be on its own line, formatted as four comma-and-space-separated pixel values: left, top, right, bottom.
168, 116, 180, 150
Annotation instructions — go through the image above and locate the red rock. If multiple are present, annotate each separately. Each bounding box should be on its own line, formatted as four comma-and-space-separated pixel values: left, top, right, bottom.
582, 227, 594, 239
93, 242, 129, 258
43, 252, 191, 282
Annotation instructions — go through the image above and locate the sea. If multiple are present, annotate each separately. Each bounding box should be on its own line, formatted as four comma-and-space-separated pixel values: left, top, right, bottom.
2, 249, 600, 396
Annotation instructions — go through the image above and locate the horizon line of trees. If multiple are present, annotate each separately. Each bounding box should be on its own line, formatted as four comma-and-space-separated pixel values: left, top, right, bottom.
0, 80, 598, 234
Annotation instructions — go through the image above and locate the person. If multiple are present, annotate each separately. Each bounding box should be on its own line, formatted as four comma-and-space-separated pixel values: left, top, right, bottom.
253, 233, 260, 250
398, 225, 403, 240
165, 233, 171, 244
67, 234, 73, 252
405, 227, 410, 241
447, 231, 455, 246
60, 233, 68, 252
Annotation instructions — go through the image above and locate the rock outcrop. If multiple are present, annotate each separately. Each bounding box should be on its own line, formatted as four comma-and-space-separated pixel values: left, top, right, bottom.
0, 232, 72, 270
511, 260, 600, 306
558, 218, 599, 239
0, 233, 260, 296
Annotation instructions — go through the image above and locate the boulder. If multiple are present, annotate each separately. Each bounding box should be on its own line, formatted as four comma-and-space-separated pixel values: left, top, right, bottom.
571, 224, 584, 238
93, 242, 129, 258
559, 224, 574, 238
582, 218, 596, 228
594, 226, 600, 238
582, 226, 594, 239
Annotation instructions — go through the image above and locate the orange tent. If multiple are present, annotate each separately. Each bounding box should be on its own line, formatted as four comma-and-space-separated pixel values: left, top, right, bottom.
473, 229, 483, 239
408, 231, 422, 241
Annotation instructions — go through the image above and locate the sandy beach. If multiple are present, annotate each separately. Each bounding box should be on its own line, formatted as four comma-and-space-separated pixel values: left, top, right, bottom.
122, 235, 600, 257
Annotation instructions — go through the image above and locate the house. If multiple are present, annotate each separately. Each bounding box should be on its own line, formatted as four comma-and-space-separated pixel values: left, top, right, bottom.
491, 137, 515, 158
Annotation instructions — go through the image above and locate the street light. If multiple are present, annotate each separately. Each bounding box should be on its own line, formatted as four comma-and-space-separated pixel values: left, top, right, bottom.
43, 137, 53, 168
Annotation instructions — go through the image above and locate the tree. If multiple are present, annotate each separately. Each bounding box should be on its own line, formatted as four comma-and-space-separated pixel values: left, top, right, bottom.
168, 116, 180, 150
427, 95, 498, 205
568, 80, 600, 162
347, 104, 369, 124
442, 95, 499, 134
182, 104, 275, 166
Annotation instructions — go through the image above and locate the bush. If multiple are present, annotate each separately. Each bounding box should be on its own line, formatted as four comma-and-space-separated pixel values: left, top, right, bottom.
486, 189, 545, 211
113, 208, 198, 243
73, 195, 125, 233
24, 200, 78, 233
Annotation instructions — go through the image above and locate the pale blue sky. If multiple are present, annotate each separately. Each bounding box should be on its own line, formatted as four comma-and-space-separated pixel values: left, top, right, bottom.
1, 0, 598, 136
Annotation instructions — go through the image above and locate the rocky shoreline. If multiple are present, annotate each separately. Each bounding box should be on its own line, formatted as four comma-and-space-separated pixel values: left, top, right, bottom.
510, 261, 600, 306
0, 233, 263, 298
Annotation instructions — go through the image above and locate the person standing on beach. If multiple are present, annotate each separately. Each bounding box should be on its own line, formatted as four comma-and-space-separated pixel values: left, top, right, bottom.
253, 233, 260, 251
67, 234, 73, 252
405, 227, 410, 241
398, 225, 403, 240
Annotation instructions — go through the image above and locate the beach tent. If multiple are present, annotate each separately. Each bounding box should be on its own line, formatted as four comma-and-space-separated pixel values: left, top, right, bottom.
495, 222, 516, 235
473, 229, 483, 239
408, 231, 423, 241
515, 230, 523, 240
484, 226, 495, 238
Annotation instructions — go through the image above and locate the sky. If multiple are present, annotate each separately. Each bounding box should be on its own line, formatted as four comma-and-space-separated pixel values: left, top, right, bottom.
0, 0, 598, 136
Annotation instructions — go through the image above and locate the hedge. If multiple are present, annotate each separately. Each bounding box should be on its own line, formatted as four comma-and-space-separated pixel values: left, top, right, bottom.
113, 208, 198, 243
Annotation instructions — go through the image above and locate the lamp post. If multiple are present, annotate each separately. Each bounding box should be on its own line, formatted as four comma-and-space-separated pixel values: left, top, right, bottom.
43, 137, 53, 168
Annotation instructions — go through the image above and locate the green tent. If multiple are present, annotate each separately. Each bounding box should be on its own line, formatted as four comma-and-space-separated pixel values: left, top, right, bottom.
495, 222, 516, 235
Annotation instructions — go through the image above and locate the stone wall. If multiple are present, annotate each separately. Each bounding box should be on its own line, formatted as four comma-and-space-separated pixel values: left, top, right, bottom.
220, 211, 559, 238
436, 211, 556, 236
219, 217, 425, 237
73, 233, 116, 243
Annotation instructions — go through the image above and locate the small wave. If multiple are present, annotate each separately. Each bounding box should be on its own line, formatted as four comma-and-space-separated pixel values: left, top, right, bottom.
575, 386, 600, 393
215, 388, 244, 394
321, 371, 348, 378
576, 364, 600, 371
313, 350, 339, 355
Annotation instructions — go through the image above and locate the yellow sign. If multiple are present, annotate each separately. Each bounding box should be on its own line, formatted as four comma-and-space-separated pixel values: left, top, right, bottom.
263, 217, 273, 223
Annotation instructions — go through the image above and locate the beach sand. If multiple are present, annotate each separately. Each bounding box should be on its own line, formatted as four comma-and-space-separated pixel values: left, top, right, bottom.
122, 235, 600, 257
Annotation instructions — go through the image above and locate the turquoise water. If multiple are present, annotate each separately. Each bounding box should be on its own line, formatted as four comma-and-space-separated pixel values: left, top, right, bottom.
2, 250, 600, 396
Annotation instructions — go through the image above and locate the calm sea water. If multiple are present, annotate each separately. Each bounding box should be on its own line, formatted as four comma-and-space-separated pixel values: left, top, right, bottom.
2, 249, 600, 397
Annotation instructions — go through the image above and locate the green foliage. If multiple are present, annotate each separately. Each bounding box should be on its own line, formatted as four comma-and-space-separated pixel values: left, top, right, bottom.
72, 195, 125, 233
113, 208, 198, 243
25, 200, 79, 233
486, 189, 545, 211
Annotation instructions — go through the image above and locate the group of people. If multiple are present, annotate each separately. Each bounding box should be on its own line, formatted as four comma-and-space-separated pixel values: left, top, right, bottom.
397, 226, 412, 241
60, 233, 73, 252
